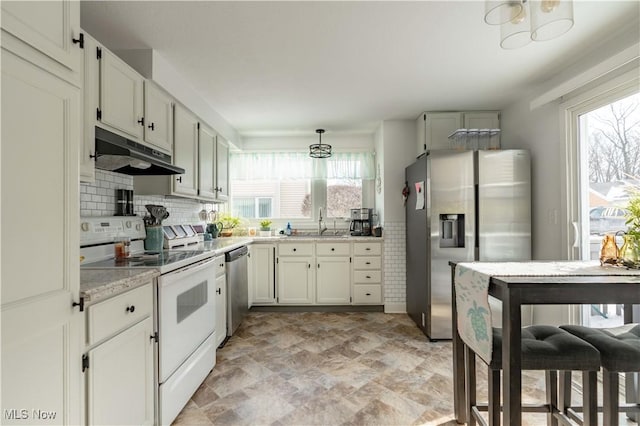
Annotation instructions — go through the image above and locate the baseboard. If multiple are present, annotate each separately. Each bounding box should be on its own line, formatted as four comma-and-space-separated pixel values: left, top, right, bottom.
249, 305, 384, 313
384, 302, 406, 314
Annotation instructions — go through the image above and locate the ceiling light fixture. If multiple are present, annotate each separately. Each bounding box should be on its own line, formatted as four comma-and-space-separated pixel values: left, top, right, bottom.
309, 129, 332, 158
485, 0, 574, 49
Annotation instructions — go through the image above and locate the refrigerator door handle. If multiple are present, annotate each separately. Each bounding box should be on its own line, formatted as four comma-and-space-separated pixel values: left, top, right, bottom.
571, 221, 580, 248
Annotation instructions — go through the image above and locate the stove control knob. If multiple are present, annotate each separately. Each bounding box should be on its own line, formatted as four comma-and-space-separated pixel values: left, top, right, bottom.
135, 223, 142, 231
125, 221, 132, 228
81, 222, 89, 232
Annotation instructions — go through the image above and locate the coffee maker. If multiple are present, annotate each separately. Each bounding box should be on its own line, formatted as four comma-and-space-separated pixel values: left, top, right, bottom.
350, 208, 373, 236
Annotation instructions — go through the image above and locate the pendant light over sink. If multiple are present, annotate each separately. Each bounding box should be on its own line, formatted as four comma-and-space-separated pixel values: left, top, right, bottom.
309, 129, 332, 158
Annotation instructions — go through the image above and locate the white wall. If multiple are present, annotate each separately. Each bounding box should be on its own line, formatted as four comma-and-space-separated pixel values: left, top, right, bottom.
375, 120, 416, 314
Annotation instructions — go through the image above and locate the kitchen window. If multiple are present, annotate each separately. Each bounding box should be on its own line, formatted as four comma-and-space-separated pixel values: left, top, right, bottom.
229, 151, 374, 222
233, 197, 274, 219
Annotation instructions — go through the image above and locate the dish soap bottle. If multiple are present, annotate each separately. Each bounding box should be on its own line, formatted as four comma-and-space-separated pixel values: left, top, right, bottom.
286, 222, 292, 236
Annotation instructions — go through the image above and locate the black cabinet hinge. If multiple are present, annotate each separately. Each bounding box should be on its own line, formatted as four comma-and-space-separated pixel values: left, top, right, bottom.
96, 108, 102, 121
72, 297, 84, 312
350, 297, 352, 303
82, 354, 89, 372
276, 258, 279, 264
72, 33, 84, 49
197, 122, 200, 129
96, 47, 102, 60
150, 332, 159, 343
350, 257, 352, 263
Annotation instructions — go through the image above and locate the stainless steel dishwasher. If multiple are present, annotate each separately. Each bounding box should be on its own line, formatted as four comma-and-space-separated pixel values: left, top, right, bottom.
225, 245, 248, 337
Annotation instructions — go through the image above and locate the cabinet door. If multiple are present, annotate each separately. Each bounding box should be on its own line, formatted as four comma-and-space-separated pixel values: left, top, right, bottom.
1, 0, 81, 77
316, 257, 351, 304
87, 317, 154, 426
99, 48, 144, 140
144, 82, 173, 154
416, 113, 426, 156
250, 245, 276, 304
172, 105, 199, 196
464, 112, 500, 149
198, 124, 217, 200
277, 257, 314, 304
215, 274, 227, 347
81, 33, 99, 182
215, 136, 229, 201
1, 49, 81, 425
425, 112, 462, 151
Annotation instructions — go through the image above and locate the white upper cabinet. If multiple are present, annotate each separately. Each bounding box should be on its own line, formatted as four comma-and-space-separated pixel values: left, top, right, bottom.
1, 0, 82, 84
99, 47, 144, 140
198, 123, 217, 200
417, 111, 501, 156
420, 112, 463, 155
172, 104, 199, 196
143, 81, 173, 154
215, 136, 229, 202
81, 32, 99, 182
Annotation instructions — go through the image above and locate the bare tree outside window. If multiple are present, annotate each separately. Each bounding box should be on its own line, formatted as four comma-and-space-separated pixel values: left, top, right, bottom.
588, 94, 640, 183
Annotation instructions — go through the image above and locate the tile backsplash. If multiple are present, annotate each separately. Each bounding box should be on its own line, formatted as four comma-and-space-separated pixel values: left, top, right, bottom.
80, 170, 208, 224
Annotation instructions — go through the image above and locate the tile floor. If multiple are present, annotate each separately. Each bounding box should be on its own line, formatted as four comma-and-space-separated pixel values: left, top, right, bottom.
172, 312, 636, 426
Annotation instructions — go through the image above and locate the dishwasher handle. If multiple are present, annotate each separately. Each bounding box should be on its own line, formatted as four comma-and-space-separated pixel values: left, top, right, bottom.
225, 245, 248, 262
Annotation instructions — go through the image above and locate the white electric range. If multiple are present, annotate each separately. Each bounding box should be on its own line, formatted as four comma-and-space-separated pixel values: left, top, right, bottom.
80, 216, 217, 426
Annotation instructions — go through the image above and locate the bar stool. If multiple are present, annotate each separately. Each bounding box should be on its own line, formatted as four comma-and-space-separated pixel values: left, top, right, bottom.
559, 323, 640, 426
465, 325, 601, 426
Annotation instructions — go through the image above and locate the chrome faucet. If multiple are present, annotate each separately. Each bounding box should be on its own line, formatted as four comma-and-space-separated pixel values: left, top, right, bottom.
318, 207, 328, 235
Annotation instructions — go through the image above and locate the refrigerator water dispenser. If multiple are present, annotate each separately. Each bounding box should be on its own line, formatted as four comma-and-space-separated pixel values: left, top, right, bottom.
439, 214, 465, 248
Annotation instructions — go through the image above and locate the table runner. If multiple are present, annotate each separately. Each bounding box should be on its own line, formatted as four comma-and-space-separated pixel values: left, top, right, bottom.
455, 261, 640, 364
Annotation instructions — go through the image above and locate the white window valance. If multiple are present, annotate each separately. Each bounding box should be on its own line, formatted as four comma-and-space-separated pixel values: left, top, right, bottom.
230, 151, 375, 180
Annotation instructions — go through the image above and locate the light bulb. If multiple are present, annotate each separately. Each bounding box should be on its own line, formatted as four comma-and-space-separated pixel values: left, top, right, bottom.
510, 4, 526, 24
540, 0, 560, 13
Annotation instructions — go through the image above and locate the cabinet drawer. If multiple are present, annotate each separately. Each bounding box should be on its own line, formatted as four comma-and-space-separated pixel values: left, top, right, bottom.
88, 283, 153, 345
353, 285, 382, 304
316, 242, 350, 256
353, 256, 381, 270
214, 255, 225, 277
353, 242, 382, 256
353, 270, 381, 284
278, 243, 313, 256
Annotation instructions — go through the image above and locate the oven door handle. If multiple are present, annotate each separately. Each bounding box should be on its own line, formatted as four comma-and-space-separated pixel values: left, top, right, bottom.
168, 256, 216, 276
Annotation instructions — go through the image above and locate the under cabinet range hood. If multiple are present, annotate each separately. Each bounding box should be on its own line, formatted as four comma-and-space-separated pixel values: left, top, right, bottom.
94, 127, 185, 175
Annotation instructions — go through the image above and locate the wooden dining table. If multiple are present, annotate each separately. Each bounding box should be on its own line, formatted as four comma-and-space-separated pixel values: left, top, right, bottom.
450, 261, 640, 426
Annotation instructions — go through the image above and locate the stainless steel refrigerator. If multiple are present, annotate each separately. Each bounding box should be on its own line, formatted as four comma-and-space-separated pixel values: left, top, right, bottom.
405, 150, 531, 340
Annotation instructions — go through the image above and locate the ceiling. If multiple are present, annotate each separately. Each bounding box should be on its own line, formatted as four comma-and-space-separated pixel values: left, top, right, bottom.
81, 1, 639, 136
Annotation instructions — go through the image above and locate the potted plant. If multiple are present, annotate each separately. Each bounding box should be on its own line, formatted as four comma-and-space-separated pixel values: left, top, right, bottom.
259, 219, 272, 237
217, 212, 241, 237
623, 191, 640, 266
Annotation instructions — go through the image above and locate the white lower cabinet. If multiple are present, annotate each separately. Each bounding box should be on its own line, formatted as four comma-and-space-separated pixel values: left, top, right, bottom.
316, 256, 351, 304
277, 256, 314, 304
266, 240, 383, 305
214, 255, 227, 347
249, 244, 276, 305
85, 283, 154, 425
352, 242, 383, 304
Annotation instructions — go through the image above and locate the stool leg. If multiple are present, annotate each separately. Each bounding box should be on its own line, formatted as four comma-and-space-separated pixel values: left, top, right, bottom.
603, 369, 619, 426
488, 367, 500, 426
545, 370, 558, 426
558, 371, 571, 414
583, 371, 597, 426
465, 345, 477, 426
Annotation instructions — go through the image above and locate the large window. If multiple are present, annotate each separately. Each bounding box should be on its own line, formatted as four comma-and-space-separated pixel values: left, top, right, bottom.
230, 152, 374, 221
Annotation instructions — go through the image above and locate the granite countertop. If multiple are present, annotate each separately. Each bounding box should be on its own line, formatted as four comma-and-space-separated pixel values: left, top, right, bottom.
80, 269, 159, 306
